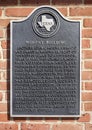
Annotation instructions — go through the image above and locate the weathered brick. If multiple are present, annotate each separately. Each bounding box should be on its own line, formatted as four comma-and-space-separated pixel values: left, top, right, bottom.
82, 29, 92, 38
52, 0, 82, 5
21, 124, 50, 130
30, 117, 43, 122
0, 30, 3, 38
84, 103, 92, 111
0, 51, 1, 59
0, 19, 10, 28
0, 61, 10, 70
6, 8, 34, 17
0, 123, 18, 130
52, 124, 82, 130
85, 82, 92, 90
1, 40, 10, 49
20, 0, 36, 5
0, 8, 2, 16
0, 124, 18, 130
0, 114, 9, 122
85, 123, 92, 130
45, 117, 59, 122
82, 50, 92, 59
82, 39, 90, 48
0, 0, 17, 5
0, 103, 7, 112
62, 117, 75, 122
0, 2, 92, 129
82, 92, 92, 101
0, 92, 2, 101
37, 0, 50, 5
84, 61, 92, 69
3, 71, 10, 80
84, 18, 92, 27
5, 91, 9, 101
0, 82, 9, 90
82, 71, 92, 80
0, 72, 7, 81
84, 0, 92, 4
20, 0, 50, 5
3, 50, 10, 59
13, 117, 26, 122
78, 113, 90, 122
57, 8, 67, 16
70, 7, 92, 16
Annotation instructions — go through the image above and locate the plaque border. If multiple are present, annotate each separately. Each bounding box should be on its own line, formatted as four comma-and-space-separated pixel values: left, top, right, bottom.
10, 6, 81, 117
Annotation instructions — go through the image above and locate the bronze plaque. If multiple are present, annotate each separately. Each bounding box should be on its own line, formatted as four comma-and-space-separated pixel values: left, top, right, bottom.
11, 6, 81, 117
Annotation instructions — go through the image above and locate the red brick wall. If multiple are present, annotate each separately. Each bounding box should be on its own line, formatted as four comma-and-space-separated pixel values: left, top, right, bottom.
0, 0, 92, 130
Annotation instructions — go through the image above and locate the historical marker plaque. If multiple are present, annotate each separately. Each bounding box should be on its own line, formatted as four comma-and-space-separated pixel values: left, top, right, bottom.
10, 6, 81, 117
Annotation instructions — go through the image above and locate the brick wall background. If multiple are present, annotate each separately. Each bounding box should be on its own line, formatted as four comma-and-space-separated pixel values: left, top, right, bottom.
0, 0, 92, 130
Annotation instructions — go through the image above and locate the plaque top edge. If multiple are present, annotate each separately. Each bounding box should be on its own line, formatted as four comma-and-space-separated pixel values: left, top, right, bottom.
10, 6, 81, 24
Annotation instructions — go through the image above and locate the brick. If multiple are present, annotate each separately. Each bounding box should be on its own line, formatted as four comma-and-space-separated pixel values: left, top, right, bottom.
0, 0, 17, 5
0, 51, 1, 59
62, 117, 75, 122
0, 30, 3, 38
84, 19, 92, 27
82, 92, 92, 101
0, 61, 10, 70
70, 7, 92, 16
20, 0, 50, 5
21, 124, 50, 130
6, 8, 34, 17
0, 8, 2, 16
37, 0, 50, 5
84, 61, 92, 69
0, 103, 7, 112
81, 103, 84, 111
85, 123, 92, 130
52, 0, 82, 5
82, 82, 85, 90
82, 71, 92, 80
5, 92, 8, 101
82, 29, 92, 38
84, 103, 92, 111
45, 117, 59, 122
3, 71, 10, 80
13, 117, 26, 122
20, 0, 36, 5
0, 71, 10, 81
0, 92, 2, 101
82, 39, 90, 48
82, 50, 92, 59
30, 117, 43, 122
0, 124, 18, 130
85, 82, 92, 90
0, 114, 9, 122
78, 113, 90, 122
57, 8, 67, 16
3, 50, 10, 59
52, 124, 82, 130
0, 19, 10, 28
1, 40, 10, 49
0, 72, 1, 80
0, 82, 10, 90
84, 0, 92, 4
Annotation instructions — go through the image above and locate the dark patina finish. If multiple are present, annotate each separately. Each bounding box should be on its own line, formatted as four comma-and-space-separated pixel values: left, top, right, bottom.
11, 6, 80, 117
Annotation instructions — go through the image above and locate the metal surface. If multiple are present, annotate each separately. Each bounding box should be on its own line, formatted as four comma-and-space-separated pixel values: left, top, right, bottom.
10, 6, 81, 117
